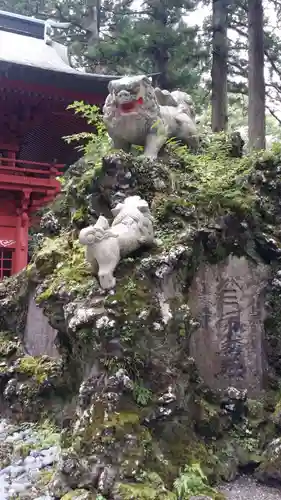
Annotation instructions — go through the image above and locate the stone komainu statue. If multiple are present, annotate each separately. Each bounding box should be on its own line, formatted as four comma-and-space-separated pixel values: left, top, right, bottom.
103, 75, 198, 159
79, 195, 154, 290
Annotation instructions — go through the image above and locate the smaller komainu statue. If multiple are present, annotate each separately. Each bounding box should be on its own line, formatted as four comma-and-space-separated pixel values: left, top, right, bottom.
103, 75, 198, 159
79, 196, 154, 290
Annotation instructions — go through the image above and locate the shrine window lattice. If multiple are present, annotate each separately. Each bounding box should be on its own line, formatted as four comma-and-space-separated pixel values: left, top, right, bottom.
0, 249, 13, 279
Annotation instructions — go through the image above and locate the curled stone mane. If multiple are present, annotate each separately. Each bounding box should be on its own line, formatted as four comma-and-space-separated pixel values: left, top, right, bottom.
103, 77, 160, 128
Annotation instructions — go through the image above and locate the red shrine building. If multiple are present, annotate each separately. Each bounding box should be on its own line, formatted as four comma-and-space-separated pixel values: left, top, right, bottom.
0, 10, 116, 280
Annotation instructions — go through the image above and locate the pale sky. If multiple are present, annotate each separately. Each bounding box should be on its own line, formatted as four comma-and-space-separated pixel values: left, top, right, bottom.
186, 2, 281, 117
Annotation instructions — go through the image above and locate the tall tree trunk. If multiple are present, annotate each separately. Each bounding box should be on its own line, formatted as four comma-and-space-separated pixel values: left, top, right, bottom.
211, 0, 228, 132
149, 2, 170, 89
82, 0, 101, 44
248, 0, 265, 151
153, 49, 170, 89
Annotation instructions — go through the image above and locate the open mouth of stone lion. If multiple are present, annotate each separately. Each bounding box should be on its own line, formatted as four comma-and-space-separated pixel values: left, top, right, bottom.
119, 97, 144, 113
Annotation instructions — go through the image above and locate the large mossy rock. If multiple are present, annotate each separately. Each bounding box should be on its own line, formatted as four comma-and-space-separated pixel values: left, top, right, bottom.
3, 137, 281, 495
0, 329, 67, 420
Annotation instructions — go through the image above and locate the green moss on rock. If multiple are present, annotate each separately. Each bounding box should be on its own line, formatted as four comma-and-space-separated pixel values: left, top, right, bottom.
0, 269, 30, 337
115, 481, 176, 499
0, 331, 21, 359
17, 355, 62, 384
35, 237, 96, 302
0, 348, 68, 421
61, 489, 97, 500
34, 235, 70, 277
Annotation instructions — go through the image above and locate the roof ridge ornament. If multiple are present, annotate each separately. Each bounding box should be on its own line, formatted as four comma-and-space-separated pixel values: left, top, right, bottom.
44, 18, 71, 46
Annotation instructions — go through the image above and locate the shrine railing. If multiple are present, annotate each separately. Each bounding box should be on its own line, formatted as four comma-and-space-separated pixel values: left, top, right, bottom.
0, 158, 64, 179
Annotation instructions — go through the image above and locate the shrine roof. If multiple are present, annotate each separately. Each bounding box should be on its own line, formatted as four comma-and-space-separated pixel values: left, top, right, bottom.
0, 30, 83, 75
0, 10, 160, 99
0, 10, 116, 81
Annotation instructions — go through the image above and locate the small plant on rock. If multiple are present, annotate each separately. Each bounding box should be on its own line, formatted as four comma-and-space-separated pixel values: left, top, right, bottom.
171, 133, 257, 218
133, 381, 152, 406
63, 102, 110, 171
173, 462, 218, 499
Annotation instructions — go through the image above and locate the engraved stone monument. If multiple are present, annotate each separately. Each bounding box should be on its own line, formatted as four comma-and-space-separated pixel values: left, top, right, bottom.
188, 255, 269, 396
24, 293, 59, 358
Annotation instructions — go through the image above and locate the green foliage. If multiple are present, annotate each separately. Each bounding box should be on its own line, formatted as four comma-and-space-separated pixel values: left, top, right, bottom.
38, 418, 60, 443
199, 99, 281, 143
172, 133, 257, 217
88, 0, 207, 93
133, 381, 152, 406
116, 480, 176, 499
19, 0, 208, 100
0, 0, 54, 18
173, 462, 219, 499
28, 230, 44, 260
17, 356, 61, 384
54, 240, 91, 284
35, 236, 96, 302
123, 277, 138, 294
63, 102, 110, 170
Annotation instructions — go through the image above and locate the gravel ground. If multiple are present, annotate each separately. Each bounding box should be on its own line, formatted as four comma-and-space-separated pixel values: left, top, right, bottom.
2, 418, 281, 500
220, 475, 281, 499
0, 419, 59, 499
